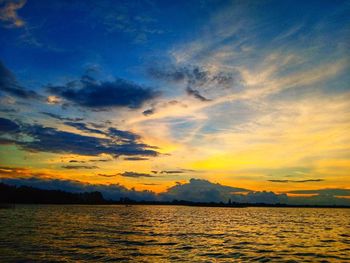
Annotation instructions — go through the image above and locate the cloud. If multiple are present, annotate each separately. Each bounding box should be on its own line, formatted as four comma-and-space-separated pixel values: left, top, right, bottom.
99, 2, 163, 44
124, 157, 149, 161
142, 100, 187, 116
268, 179, 324, 183
40, 112, 84, 122
119, 171, 155, 178
148, 169, 198, 175
64, 121, 106, 135
64, 121, 146, 146
69, 160, 85, 163
149, 65, 206, 85
186, 86, 211, 101
97, 174, 117, 178
0, 61, 43, 100
149, 64, 241, 89
143, 108, 155, 116
61, 165, 99, 170
0, 117, 20, 133
148, 63, 243, 102
161, 178, 249, 202
287, 189, 350, 196
89, 159, 111, 163
0, 0, 26, 28
108, 127, 141, 141
159, 169, 198, 174
48, 76, 160, 109
160, 170, 185, 174
0, 117, 160, 157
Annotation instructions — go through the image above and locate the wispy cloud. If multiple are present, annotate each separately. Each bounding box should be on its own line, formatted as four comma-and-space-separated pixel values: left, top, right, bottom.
268, 179, 324, 183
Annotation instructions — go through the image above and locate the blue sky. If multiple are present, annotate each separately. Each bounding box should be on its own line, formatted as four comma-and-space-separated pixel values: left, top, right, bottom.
0, 0, 349, 204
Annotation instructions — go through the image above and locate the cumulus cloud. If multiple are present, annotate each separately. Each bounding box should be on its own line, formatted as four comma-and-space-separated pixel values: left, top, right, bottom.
48, 75, 160, 109
161, 178, 249, 202
0, 117, 159, 157
0, 61, 43, 100
0, 0, 26, 28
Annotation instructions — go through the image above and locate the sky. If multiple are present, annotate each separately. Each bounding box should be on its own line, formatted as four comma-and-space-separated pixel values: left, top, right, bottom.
0, 0, 349, 204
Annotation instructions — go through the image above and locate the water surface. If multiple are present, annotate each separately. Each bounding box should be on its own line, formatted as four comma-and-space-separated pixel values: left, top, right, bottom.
0, 205, 349, 262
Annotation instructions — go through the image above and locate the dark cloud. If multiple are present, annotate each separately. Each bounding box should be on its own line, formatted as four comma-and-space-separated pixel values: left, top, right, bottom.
69, 160, 85, 163
88, 122, 107, 129
62, 165, 99, 170
158, 169, 198, 174
108, 127, 141, 141
48, 76, 159, 109
40, 112, 84, 122
119, 171, 155, 178
97, 174, 117, 178
0, 108, 18, 113
64, 121, 105, 135
160, 170, 184, 174
268, 179, 324, 183
0, 117, 159, 157
143, 108, 155, 116
186, 87, 211, 101
64, 121, 145, 145
89, 159, 111, 163
142, 100, 187, 116
0, 61, 43, 100
0, 117, 20, 133
149, 64, 241, 90
124, 157, 149, 161
148, 65, 208, 85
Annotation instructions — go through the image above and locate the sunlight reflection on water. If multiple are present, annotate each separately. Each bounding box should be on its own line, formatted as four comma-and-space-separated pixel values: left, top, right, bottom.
0, 205, 349, 262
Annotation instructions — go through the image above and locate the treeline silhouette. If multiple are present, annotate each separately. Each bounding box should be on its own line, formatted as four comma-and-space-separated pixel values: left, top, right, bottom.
1, 183, 349, 208
0, 183, 105, 204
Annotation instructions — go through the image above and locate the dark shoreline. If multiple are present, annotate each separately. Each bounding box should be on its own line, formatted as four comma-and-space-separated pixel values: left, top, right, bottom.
1, 183, 349, 209
1, 202, 350, 209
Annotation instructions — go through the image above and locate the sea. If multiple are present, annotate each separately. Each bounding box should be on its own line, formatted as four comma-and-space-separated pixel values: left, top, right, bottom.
0, 205, 349, 262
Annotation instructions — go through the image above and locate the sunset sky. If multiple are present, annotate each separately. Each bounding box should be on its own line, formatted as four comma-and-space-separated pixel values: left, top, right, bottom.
0, 0, 349, 198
